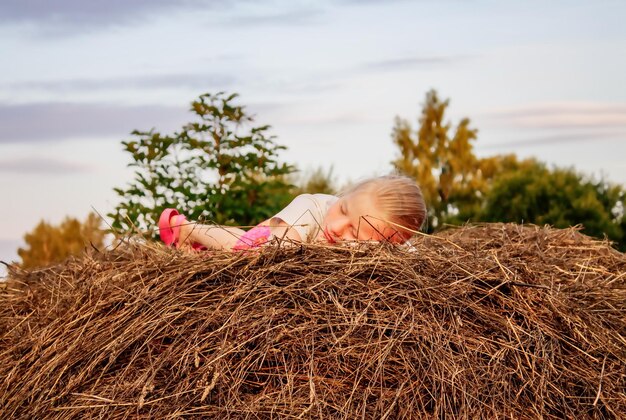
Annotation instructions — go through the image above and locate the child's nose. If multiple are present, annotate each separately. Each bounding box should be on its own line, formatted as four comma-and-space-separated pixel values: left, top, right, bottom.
329, 217, 351, 238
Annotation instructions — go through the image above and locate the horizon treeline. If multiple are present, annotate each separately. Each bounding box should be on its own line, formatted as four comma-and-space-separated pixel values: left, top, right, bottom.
15, 90, 626, 269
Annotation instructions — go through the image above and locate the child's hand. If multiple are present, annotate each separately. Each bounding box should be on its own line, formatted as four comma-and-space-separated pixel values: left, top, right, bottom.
266, 220, 303, 243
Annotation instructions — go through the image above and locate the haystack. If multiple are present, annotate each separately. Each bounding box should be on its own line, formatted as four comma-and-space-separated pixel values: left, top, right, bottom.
1, 224, 625, 419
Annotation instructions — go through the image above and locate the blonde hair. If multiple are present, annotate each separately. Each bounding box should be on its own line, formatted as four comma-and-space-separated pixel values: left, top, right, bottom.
341, 175, 427, 240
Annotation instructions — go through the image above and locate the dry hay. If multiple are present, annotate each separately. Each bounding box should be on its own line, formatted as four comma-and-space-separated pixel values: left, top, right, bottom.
1, 223, 625, 419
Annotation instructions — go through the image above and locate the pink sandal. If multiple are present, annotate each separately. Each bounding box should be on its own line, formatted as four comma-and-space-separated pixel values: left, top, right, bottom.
159, 209, 181, 246
158, 209, 206, 250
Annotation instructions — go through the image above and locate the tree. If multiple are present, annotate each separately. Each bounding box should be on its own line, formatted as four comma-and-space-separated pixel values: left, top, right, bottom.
480, 164, 626, 250
392, 90, 496, 231
291, 166, 338, 196
109, 92, 295, 237
18, 213, 106, 269
391, 90, 626, 248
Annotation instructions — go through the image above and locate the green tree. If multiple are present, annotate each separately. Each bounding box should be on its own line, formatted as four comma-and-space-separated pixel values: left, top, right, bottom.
18, 213, 106, 269
109, 92, 295, 237
480, 164, 626, 250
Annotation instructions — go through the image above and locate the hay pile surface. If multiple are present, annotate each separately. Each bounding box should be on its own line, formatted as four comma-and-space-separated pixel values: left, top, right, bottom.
1, 224, 625, 419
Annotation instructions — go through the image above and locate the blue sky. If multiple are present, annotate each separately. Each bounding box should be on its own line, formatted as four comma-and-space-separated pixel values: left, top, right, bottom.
1, 0, 625, 273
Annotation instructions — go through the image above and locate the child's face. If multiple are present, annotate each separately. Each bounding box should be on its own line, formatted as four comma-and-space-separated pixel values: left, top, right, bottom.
319, 190, 404, 244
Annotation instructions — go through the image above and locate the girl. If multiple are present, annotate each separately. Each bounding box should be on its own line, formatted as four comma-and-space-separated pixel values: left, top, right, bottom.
158, 175, 426, 251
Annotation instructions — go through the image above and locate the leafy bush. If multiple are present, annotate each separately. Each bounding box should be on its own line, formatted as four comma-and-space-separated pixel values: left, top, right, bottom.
480, 164, 625, 250
109, 92, 295, 238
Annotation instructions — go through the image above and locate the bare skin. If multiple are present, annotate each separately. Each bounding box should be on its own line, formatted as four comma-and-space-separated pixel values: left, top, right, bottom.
176, 219, 301, 251
315, 188, 406, 244
174, 188, 405, 251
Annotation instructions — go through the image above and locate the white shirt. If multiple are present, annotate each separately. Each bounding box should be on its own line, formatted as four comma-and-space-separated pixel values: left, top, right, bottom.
270, 194, 338, 242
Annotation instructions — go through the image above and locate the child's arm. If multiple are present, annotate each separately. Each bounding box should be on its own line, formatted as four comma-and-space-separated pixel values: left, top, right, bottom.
258, 219, 303, 243
179, 223, 247, 251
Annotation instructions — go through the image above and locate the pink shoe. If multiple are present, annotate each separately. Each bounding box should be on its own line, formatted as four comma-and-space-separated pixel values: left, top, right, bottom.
159, 209, 182, 246
158, 209, 206, 250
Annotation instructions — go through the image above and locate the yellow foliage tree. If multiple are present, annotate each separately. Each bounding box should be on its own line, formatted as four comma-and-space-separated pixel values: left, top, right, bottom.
18, 213, 106, 269
392, 90, 534, 230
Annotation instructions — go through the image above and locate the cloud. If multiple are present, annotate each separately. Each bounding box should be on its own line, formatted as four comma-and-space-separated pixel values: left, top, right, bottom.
483, 102, 626, 130
336, 0, 411, 5
363, 55, 471, 72
224, 8, 324, 26
0, 0, 322, 34
0, 157, 92, 175
277, 109, 380, 125
0, 102, 188, 143
4, 73, 237, 93
0, 0, 219, 31
479, 130, 626, 150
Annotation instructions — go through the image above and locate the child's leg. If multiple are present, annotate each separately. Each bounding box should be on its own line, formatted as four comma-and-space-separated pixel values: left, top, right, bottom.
179, 222, 246, 251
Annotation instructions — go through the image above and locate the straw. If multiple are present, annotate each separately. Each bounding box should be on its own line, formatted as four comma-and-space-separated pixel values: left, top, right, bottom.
1, 223, 625, 419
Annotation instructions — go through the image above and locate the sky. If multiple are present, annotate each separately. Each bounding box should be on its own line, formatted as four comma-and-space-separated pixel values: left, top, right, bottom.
1, 0, 625, 275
